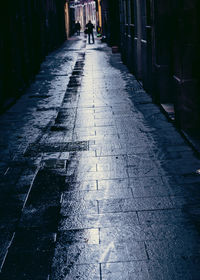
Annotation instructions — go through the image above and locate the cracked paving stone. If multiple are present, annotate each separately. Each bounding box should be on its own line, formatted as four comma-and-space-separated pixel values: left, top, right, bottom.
67, 170, 129, 181
137, 209, 194, 226
52, 241, 147, 268
62, 187, 133, 202
101, 261, 149, 280
57, 229, 99, 245
99, 224, 200, 243
60, 199, 98, 215
98, 196, 173, 214
59, 212, 139, 230
24, 141, 89, 156
52, 263, 100, 280
64, 180, 97, 191
145, 239, 200, 260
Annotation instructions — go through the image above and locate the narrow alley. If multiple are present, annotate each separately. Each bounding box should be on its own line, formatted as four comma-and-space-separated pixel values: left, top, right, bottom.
0, 34, 200, 279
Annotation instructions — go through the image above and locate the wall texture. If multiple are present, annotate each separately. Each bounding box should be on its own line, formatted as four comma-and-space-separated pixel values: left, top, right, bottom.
100, 0, 120, 46
0, 0, 66, 110
118, 0, 200, 135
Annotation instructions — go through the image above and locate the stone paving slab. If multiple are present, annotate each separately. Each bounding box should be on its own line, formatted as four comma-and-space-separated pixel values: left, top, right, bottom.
0, 34, 200, 280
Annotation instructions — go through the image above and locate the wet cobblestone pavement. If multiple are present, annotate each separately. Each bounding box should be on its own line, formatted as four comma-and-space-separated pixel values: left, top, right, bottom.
0, 35, 200, 279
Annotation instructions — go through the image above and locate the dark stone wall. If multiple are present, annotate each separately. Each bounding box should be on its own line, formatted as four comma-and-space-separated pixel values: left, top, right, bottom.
0, 0, 66, 110
172, 0, 200, 134
118, 0, 200, 135
69, 6, 76, 36
151, 0, 174, 103
101, 0, 120, 46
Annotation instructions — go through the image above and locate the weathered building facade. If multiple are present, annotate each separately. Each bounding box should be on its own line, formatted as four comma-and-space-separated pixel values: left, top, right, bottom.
73, 0, 96, 30
0, 0, 67, 110
118, 0, 200, 135
95, 0, 102, 32
98, 0, 120, 46
65, 1, 71, 39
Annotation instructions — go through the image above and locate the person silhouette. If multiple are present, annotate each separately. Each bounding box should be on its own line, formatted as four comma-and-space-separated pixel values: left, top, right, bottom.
75, 21, 81, 35
85, 20, 94, 44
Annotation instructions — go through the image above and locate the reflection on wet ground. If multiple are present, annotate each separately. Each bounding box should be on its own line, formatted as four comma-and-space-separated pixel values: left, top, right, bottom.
0, 35, 200, 279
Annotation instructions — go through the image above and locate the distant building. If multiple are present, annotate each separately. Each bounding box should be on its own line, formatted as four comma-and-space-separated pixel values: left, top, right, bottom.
72, 0, 96, 30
